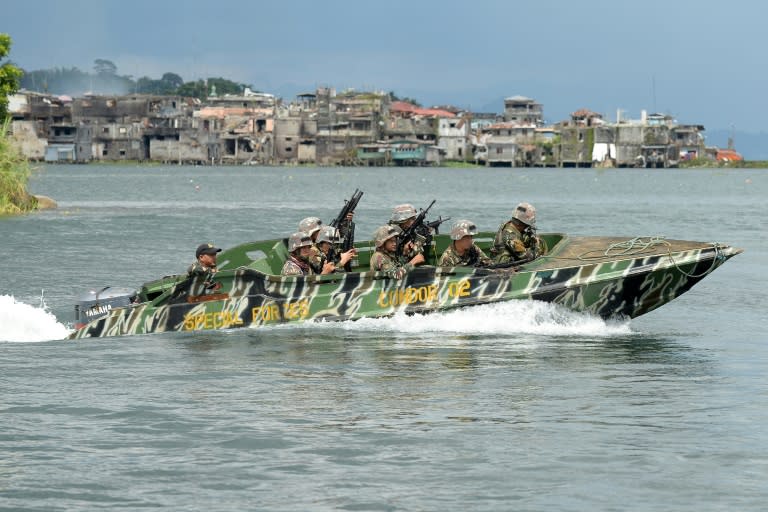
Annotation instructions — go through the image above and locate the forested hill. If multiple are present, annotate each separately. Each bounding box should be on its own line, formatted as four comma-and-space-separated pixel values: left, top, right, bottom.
20, 59, 252, 100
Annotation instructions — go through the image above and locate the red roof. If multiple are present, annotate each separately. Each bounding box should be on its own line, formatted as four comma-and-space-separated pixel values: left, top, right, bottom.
571, 108, 602, 118
390, 101, 455, 118
716, 149, 743, 161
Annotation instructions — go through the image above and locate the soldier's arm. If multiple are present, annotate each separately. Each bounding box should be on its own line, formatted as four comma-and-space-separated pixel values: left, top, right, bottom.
281, 261, 303, 276
476, 245, 493, 266
503, 231, 527, 259
438, 248, 454, 267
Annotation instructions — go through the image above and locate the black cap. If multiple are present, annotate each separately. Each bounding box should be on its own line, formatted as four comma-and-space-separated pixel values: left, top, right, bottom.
196, 243, 222, 258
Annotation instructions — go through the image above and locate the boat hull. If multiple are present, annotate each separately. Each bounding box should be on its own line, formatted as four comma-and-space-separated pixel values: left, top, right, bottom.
68, 234, 741, 339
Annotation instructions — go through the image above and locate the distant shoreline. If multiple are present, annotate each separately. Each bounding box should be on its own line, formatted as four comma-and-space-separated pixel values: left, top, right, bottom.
31, 160, 767, 169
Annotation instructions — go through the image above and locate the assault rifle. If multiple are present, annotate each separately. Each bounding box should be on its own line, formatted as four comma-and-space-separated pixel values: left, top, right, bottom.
521, 224, 540, 260
396, 199, 447, 258
479, 255, 536, 270
425, 216, 450, 235
330, 189, 363, 271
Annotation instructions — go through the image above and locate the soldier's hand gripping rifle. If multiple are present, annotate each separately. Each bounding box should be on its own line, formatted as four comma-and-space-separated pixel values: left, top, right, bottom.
521, 224, 539, 260
396, 199, 437, 257
331, 189, 363, 271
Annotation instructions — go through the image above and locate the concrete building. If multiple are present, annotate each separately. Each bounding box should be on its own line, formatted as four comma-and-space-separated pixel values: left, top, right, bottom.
314, 88, 386, 164
8, 91, 72, 161
503, 96, 543, 125
436, 116, 469, 161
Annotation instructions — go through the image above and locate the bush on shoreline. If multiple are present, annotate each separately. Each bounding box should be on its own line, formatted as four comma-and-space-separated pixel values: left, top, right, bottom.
678, 157, 768, 169
0, 120, 37, 215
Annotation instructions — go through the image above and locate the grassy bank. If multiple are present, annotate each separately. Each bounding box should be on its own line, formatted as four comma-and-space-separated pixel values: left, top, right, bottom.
0, 120, 37, 215
679, 158, 768, 169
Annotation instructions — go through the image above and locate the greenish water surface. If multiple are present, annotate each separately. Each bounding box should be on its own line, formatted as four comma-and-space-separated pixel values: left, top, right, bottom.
1, 164, 765, 511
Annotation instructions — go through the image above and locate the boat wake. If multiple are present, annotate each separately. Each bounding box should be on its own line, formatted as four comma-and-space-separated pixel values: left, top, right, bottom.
0, 295, 72, 342
298, 300, 633, 339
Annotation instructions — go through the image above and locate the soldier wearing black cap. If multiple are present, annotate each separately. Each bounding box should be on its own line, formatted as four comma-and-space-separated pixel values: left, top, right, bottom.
188, 243, 222, 288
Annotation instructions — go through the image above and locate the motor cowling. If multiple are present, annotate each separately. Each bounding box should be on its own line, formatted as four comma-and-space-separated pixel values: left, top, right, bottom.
74, 286, 137, 329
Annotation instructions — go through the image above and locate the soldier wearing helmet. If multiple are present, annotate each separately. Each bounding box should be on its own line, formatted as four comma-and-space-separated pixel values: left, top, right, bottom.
282, 231, 335, 276
388, 203, 428, 260
369, 225, 425, 279
438, 220, 492, 267
315, 225, 357, 273
490, 202, 548, 264
297, 216, 328, 273
389, 204, 418, 226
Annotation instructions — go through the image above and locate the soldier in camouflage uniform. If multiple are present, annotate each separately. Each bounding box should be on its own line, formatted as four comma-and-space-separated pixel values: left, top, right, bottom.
298, 217, 324, 272
188, 243, 223, 290
315, 226, 356, 273
369, 225, 425, 279
388, 204, 428, 262
439, 220, 493, 267
490, 202, 548, 264
282, 231, 335, 276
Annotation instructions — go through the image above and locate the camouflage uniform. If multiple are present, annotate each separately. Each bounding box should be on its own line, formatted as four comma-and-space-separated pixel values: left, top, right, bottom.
187, 261, 217, 277
282, 231, 315, 276
439, 243, 492, 267
370, 225, 411, 279
369, 250, 412, 280
399, 232, 426, 260
490, 221, 547, 263
389, 204, 427, 260
490, 203, 547, 264
308, 244, 325, 273
281, 256, 314, 276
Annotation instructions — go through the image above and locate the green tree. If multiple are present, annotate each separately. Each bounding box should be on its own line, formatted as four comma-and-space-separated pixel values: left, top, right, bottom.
20, 66, 90, 95
0, 33, 23, 120
161, 72, 184, 90
176, 79, 208, 100
389, 91, 421, 107
174, 77, 251, 100
0, 119, 36, 215
0, 34, 36, 215
207, 77, 249, 96
93, 58, 117, 77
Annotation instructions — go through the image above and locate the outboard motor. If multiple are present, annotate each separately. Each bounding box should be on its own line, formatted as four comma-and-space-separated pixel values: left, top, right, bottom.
74, 286, 137, 329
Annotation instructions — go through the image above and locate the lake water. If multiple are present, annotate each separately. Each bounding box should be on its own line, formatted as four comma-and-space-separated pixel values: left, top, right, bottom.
1, 164, 766, 511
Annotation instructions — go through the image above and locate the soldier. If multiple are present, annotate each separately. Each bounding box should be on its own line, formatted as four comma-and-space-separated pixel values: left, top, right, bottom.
298, 216, 325, 273
188, 243, 222, 290
490, 202, 548, 264
439, 220, 492, 267
315, 225, 357, 272
388, 203, 428, 262
282, 231, 335, 276
369, 225, 425, 279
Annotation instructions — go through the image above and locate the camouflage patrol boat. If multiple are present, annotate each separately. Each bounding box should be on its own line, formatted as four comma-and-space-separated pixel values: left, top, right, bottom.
69, 232, 741, 339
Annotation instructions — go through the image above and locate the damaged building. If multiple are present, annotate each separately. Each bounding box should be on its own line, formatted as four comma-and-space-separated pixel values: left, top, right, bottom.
7, 88, 710, 168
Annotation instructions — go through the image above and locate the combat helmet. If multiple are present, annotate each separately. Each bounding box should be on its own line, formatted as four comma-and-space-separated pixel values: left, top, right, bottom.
316, 226, 340, 245
450, 219, 479, 240
389, 204, 418, 224
512, 202, 536, 227
298, 217, 323, 236
373, 225, 400, 249
287, 231, 313, 252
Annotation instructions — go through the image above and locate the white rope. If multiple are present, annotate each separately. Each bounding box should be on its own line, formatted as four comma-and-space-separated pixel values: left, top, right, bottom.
667, 242, 725, 278
604, 236, 671, 256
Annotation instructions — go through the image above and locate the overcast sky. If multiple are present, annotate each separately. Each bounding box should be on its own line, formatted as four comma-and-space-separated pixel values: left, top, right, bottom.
5, 0, 767, 133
